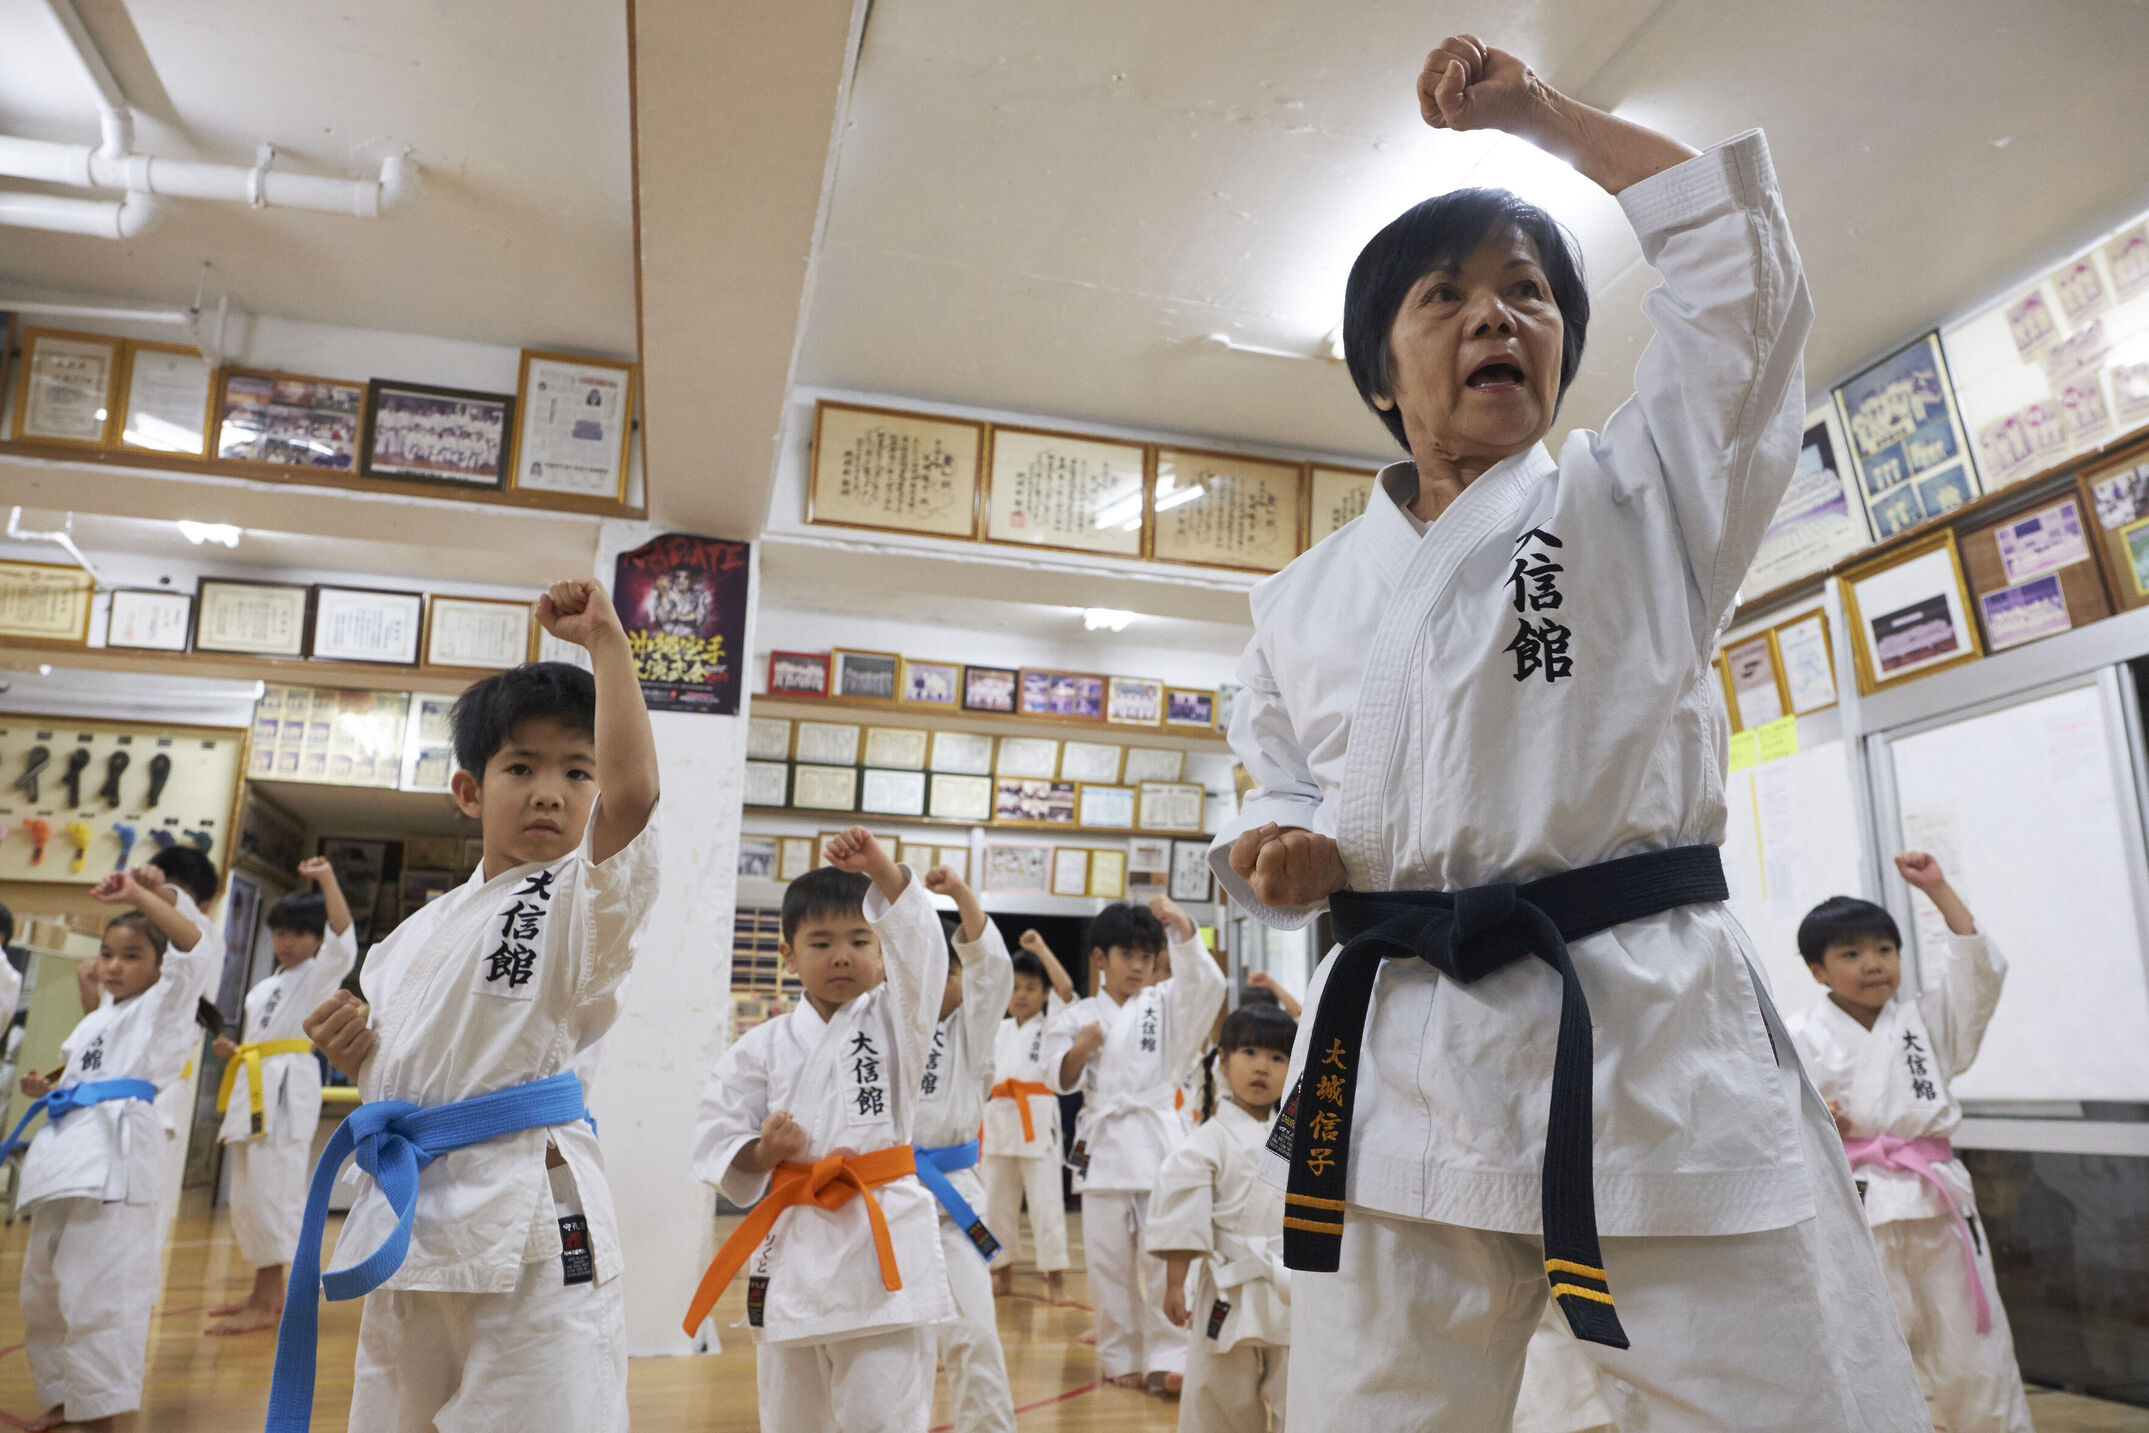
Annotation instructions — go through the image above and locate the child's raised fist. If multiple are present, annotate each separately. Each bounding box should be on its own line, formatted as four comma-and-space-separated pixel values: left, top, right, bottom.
90, 870, 140, 905
759, 1111, 810, 1166
823, 828, 884, 874
1148, 894, 1194, 941
1892, 851, 1948, 892
922, 865, 968, 898
1018, 929, 1050, 956
298, 855, 333, 882
535, 579, 625, 651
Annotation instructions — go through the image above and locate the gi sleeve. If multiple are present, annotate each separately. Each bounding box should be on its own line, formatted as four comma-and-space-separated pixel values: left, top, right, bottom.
0, 957, 19, 1024
1594, 129, 1814, 651
1038, 1000, 1088, 1097
956, 922, 1015, 1101
165, 889, 225, 1004
862, 870, 953, 1129
1160, 929, 1228, 1084
1144, 1129, 1221, 1258
573, 796, 663, 1007
694, 1022, 776, 1207
297, 921, 361, 1012
1915, 931, 2008, 1080
1209, 631, 1331, 930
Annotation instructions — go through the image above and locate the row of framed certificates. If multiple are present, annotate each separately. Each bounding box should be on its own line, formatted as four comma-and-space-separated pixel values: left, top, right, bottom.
749, 716, 1189, 783
745, 759, 1209, 834
4, 321, 637, 504
767, 649, 1234, 731
739, 830, 1216, 903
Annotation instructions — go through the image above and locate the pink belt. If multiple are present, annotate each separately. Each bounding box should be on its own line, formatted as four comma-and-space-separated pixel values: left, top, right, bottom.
1841, 1134, 1989, 1333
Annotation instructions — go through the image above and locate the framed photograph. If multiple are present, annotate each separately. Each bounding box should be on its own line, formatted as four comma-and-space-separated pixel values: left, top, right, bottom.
104, 588, 193, 652
768, 650, 831, 699
1127, 835, 1172, 893
1059, 741, 1124, 784
1164, 687, 1217, 730
1216, 684, 1242, 734
1991, 499, 2091, 586
508, 349, 636, 502
982, 424, 1148, 557
1839, 532, 1984, 693
1719, 634, 1788, 732
777, 835, 817, 881
808, 400, 984, 539
983, 844, 1051, 894
1977, 574, 2072, 652
1018, 669, 1106, 721
193, 578, 309, 657
1106, 675, 1165, 727
1772, 612, 1838, 715
746, 717, 794, 762
361, 379, 513, 489
929, 772, 994, 822
737, 837, 779, 880
2080, 456, 2149, 613
1170, 840, 1214, 903
1077, 783, 1136, 830
2124, 515, 2149, 600
0, 560, 95, 645
832, 649, 902, 703
996, 778, 1077, 826
1088, 847, 1127, 899
994, 737, 1061, 779
962, 665, 1019, 714
10, 328, 119, 446
422, 596, 530, 671
795, 721, 863, 766
1051, 847, 1093, 897
901, 659, 963, 709
863, 725, 929, 771
861, 768, 929, 818
308, 585, 424, 665
215, 368, 365, 472
116, 340, 214, 456
1306, 464, 1379, 547
937, 846, 972, 883
792, 765, 859, 812
1958, 494, 2109, 649
1120, 747, 1186, 783
398, 692, 458, 793
1150, 446, 1305, 572
744, 760, 791, 807
1832, 333, 1979, 541
928, 730, 995, 775
1746, 405, 1871, 597
1137, 781, 1207, 834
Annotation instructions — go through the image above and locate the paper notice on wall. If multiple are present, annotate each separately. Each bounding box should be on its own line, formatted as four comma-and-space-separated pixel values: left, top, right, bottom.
1899, 799, 1968, 964
1754, 760, 1804, 923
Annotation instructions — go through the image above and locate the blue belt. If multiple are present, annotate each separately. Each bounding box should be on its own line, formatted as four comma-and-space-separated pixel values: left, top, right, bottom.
913, 1139, 1000, 1262
265, 1070, 588, 1433
0, 1079, 158, 1160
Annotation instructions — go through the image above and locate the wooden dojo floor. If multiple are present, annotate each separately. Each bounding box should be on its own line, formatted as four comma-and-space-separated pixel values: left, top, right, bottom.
0, 1195, 2140, 1431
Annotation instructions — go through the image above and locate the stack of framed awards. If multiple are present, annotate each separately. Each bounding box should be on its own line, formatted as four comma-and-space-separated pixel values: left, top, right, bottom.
765, 646, 1234, 734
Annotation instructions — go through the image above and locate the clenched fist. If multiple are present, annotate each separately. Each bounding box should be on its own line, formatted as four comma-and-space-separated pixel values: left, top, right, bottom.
1229, 824, 1349, 909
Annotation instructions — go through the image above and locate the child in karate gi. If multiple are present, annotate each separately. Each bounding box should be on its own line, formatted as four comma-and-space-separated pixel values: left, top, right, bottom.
203, 856, 358, 1335
297, 579, 660, 1433
1040, 897, 1226, 1395
983, 933, 1074, 1303
1212, 34, 1925, 1432
14, 871, 216, 1432
1786, 854, 2033, 1433
690, 831, 953, 1433
1147, 1002, 1298, 1433
913, 870, 1016, 1433
133, 846, 226, 1227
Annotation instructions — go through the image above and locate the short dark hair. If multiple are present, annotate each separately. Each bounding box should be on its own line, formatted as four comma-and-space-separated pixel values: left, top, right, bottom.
1201, 1003, 1300, 1119
1797, 896, 1901, 966
150, 846, 220, 905
1010, 951, 1048, 987
266, 891, 328, 939
1343, 187, 1590, 452
104, 909, 168, 959
450, 662, 596, 778
1086, 903, 1165, 960
781, 866, 871, 943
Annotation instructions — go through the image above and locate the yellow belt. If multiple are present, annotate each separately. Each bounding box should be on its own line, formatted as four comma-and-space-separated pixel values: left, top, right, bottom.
215, 1039, 316, 1136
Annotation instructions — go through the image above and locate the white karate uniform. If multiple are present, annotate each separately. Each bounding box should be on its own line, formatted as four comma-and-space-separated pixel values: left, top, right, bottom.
0, 952, 22, 1024
1512, 1305, 1617, 1433
916, 922, 1016, 1433
1039, 929, 1226, 1379
1210, 131, 1926, 1432
150, 889, 225, 1227
1786, 932, 2033, 1433
981, 995, 1070, 1274
337, 804, 660, 1433
694, 873, 953, 1433
217, 921, 359, 1268
1146, 1100, 1291, 1433
18, 927, 216, 1423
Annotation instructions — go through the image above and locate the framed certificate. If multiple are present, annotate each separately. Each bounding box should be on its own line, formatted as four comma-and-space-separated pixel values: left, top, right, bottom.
832, 649, 902, 702
309, 586, 424, 665
1088, 847, 1127, 898
983, 424, 1148, 556
1150, 446, 1304, 571
747, 717, 794, 761
795, 721, 863, 766
768, 650, 831, 699
423, 596, 530, 670
363, 379, 514, 489
777, 835, 817, 881
996, 778, 1077, 826
1059, 741, 1124, 784
995, 737, 1060, 779
1170, 841, 1214, 903
984, 844, 1051, 894
1077, 784, 1136, 830
105, 589, 193, 652
1772, 612, 1839, 715
1127, 836, 1171, 892
861, 768, 929, 818
901, 658, 963, 709
937, 846, 972, 882
1121, 747, 1186, 783
1051, 847, 1092, 897
11, 328, 119, 446
808, 400, 983, 539
116, 340, 214, 455
1306, 464, 1378, 546
1105, 676, 1164, 727
928, 730, 995, 775
193, 578, 309, 657
929, 772, 994, 822
1719, 634, 1788, 732
744, 760, 790, 808
1164, 687, 1216, 730
0, 560, 94, 644
508, 349, 636, 502
793, 765, 859, 812
1137, 781, 1207, 834
1839, 532, 1984, 693
215, 369, 365, 472
962, 666, 1019, 714
863, 726, 929, 771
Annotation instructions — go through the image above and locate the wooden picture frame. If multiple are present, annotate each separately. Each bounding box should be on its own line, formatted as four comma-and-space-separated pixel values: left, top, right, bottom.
1050, 847, 1093, 897
860, 767, 929, 818
104, 588, 194, 653
1075, 783, 1136, 830
994, 737, 1061, 780
0, 559, 95, 646
1771, 611, 1839, 716
1305, 463, 1379, 547
10, 327, 121, 448
2079, 453, 2149, 613
115, 339, 215, 456
422, 595, 532, 671
777, 835, 818, 882
995, 777, 1078, 827
961, 665, 1020, 714
900, 658, 963, 710
507, 348, 637, 503
807, 399, 984, 540
768, 650, 832, 699
1105, 675, 1165, 728
792, 765, 860, 812
1058, 741, 1124, 785
1121, 747, 1186, 783
1087, 847, 1128, 899
983, 843, 1051, 894
862, 725, 930, 771
737, 836, 780, 881
831, 648, 903, 703
1838, 530, 1985, 694
928, 772, 994, 822
794, 720, 863, 766
1163, 687, 1217, 731
744, 760, 791, 808
928, 729, 995, 775
1136, 781, 1207, 834
307, 585, 425, 666
1170, 840, 1215, 903
746, 717, 794, 762
1718, 632, 1790, 733
1149, 445, 1305, 572
192, 577, 310, 657
361, 378, 515, 490
1958, 494, 2109, 653
1832, 332, 1979, 540
981, 422, 1149, 557
1017, 669, 1106, 722
213, 367, 366, 474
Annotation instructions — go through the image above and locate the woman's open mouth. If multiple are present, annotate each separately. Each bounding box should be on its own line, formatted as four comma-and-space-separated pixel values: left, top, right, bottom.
1465, 359, 1526, 393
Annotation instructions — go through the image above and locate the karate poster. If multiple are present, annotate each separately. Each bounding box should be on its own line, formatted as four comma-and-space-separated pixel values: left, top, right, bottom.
613, 533, 751, 715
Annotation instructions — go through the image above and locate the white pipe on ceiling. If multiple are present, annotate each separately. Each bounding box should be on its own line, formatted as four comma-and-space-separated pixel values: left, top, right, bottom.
0, 188, 161, 239
0, 296, 192, 324
36, 0, 132, 158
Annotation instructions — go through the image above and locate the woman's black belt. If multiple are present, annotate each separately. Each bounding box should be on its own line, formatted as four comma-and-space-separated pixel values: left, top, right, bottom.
1277, 843, 1729, 1350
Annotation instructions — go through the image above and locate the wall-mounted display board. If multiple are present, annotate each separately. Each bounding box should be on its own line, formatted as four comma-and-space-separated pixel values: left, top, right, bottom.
1746, 405, 1871, 597
1957, 494, 2112, 653
808, 401, 984, 539
1837, 530, 1984, 694
0, 714, 245, 884
1834, 332, 1981, 541
1718, 737, 1867, 1007
248, 684, 411, 789
2081, 450, 2149, 612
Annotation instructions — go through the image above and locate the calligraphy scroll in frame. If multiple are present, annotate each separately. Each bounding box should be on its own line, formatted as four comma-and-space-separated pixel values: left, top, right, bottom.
808, 400, 983, 540
982, 424, 1149, 557
1149, 446, 1304, 572
1306, 464, 1379, 547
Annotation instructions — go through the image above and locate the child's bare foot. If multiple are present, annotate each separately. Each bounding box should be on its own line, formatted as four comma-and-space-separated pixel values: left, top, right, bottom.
26, 1405, 66, 1431
1110, 1372, 1146, 1390
1043, 1270, 1068, 1304
991, 1267, 1012, 1297
207, 1301, 283, 1335
1148, 1370, 1183, 1397
1077, 1327, 1097, 1346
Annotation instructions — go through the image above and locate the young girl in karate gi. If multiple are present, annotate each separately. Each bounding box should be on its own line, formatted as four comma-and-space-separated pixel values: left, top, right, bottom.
1039, 897, 1226, 1395
982, 933, 1074, 1304
15, 872, 216, 1432
1787, 854, 2033, 1433
1211, 34, 1926, 1432
1147, 1002, 1298, 1433
690, 832, 954, 1433
203, 856, 358, 1336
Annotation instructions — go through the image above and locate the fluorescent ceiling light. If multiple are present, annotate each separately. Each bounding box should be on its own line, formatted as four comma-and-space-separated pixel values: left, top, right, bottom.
176, 520, 241, 547
1083, 608, 1135, 632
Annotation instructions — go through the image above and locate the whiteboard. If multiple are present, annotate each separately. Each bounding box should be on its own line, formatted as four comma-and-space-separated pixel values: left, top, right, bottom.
1721, 738, 1869, 1011
1883, 679, 2149, 1101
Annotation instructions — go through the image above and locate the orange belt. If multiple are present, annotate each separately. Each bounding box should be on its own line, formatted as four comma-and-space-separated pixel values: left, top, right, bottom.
989, 1079, 1054, 1143
682, 1145, 916, 1336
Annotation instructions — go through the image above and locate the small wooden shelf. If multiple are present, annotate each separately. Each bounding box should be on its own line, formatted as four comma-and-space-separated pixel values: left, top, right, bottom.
749, 694, 1232, 749
0, 643, 478, 696
741, 804, 1210, 842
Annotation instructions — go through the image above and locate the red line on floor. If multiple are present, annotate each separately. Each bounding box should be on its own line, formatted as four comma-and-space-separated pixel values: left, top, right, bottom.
0, 1408, 32, 1431
930, 1377, 1104, 1431
1005, 1291, 1093, 1312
